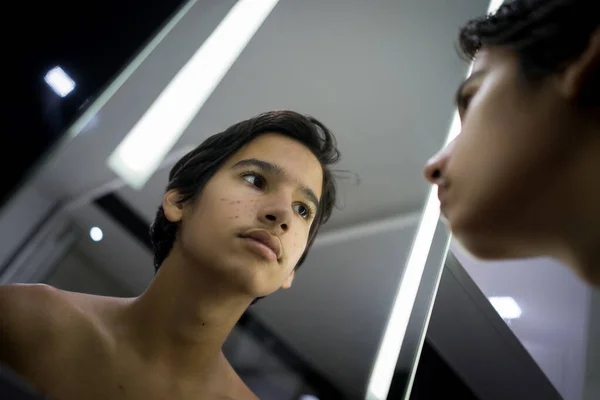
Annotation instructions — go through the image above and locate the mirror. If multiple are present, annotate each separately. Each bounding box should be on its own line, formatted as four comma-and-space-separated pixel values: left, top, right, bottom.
430, 241, 599, 400
1, 1, 493, 399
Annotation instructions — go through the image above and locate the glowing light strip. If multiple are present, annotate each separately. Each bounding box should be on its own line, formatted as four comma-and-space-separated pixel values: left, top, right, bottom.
365, 187, 442, 400
107, 0, 281, 189
68, 0, 199, 138
487, 0, 505, 14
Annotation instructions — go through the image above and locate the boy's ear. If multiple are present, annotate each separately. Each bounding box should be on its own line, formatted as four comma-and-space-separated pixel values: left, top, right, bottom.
162, 189, 185, 222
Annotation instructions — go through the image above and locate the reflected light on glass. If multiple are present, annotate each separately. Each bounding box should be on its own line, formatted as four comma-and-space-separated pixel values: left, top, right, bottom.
44, 66, 76, 97
107, 0, 281, 190
89, 226, 104, 242
489, 296, 522, 320
366, 188, 441, 400
488, 0, 505, 14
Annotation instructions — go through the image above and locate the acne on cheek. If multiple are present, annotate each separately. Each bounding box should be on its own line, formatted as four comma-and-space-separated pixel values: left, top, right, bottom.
291, 232, 303, 250
220, 198, 239, 219
223, 197, 260, 219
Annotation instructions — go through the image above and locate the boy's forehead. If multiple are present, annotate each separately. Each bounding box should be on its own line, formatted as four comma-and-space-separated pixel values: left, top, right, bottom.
237, 133, 295, 152
227, 133, 324, 197
228, 133, 314, 165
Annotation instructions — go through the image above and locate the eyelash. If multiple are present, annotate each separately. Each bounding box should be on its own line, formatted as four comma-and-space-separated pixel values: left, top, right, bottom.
240, 171, 314, 220
294, 203, 314, 220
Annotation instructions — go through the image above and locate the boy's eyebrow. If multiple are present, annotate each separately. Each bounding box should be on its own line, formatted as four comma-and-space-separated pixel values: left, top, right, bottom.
231, 158, 320, 209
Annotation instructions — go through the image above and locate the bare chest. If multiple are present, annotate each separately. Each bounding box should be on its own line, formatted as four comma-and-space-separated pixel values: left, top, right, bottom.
25, 354, 225, 400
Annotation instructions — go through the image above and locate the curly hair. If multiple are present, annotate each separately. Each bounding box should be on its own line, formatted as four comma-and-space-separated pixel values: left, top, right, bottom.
459, 0, 599, 101
149, 110, 340, 274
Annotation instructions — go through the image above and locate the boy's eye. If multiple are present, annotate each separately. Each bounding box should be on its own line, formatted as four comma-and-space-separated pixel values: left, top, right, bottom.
242, 173, 266, 189
293, 203, 313, 220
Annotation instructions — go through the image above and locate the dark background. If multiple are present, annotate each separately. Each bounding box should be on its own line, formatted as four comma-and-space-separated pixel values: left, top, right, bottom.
2, 0, 186, 206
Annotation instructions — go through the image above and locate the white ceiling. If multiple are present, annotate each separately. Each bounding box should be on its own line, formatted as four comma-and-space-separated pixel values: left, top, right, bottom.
32, 0, 487, 230
15, 0, 599, 399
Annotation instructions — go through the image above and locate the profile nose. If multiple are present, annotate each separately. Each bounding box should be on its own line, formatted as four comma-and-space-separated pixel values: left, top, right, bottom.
424, 139, 455, 184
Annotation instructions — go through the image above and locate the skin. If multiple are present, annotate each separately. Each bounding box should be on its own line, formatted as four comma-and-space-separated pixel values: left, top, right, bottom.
0, 133, 324, 400
424, 28, 600, 286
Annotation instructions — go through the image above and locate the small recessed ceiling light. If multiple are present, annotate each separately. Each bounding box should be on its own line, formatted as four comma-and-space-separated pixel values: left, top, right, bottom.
488, 296, 522, 320
89, 226, 104, 242
44, 66, 76, 97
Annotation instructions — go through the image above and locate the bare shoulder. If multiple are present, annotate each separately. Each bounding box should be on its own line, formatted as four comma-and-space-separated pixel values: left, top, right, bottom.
0, 283, 121, 371
0, 283, 67, 337
0, 284, 65, 370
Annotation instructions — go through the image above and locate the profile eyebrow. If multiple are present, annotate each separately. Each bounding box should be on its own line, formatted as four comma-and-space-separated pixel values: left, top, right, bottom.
231, 158, 320, 209
454, 70, 487, 107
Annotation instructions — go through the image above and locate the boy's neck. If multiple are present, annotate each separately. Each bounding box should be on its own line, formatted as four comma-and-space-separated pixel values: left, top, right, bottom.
122, 250, 253, 378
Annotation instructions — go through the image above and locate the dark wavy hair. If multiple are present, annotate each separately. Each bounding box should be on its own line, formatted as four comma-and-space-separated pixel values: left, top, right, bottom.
149, 110, 340, 274
459, 0, 599, 102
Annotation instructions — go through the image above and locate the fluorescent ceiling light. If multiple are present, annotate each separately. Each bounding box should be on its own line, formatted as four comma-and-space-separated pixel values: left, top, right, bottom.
107, 0, 281, 189
445, 109, 464, 145
67, 0, 197, 139
366, 188, 441, 400
44, 66, 75, 97
489, 296, 522, 320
